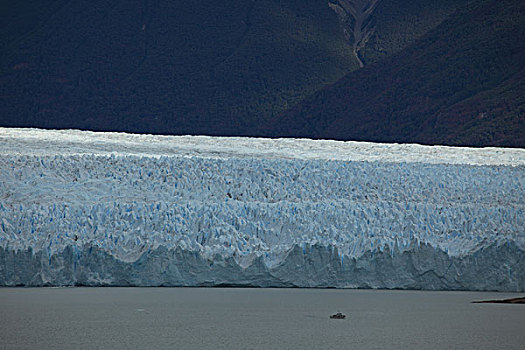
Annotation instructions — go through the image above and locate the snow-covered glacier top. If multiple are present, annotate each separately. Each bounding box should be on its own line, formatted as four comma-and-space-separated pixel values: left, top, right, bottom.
0, 128, 524, 268
1, 128, 524, 166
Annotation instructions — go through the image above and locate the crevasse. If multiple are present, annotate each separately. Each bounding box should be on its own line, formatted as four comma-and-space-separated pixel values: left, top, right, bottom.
0, 128, 524, 290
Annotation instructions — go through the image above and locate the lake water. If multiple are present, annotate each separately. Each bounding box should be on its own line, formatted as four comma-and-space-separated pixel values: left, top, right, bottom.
0, 288, 523, 349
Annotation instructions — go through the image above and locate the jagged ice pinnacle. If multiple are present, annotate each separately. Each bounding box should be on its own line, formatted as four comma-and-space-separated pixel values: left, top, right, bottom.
0, 128, 524, 290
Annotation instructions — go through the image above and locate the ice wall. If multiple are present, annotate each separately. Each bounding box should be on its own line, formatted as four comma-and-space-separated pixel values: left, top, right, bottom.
1, 128, 524, 290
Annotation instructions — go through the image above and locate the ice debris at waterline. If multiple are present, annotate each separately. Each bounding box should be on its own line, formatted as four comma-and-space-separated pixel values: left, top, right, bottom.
0, 128, 524, 290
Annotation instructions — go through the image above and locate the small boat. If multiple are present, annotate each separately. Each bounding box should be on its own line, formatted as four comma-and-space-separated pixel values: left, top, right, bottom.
330, 312, 346, 319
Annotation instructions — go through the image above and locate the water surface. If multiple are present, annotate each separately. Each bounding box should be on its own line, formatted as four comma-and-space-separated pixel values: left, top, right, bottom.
0, 288, 523, 349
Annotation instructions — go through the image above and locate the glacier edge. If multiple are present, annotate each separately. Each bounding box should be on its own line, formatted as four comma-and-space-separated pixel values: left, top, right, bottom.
1, 128, 524, 290
1, 241, 523, 291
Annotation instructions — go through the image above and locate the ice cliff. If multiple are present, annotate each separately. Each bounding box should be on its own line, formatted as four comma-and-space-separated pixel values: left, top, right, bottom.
1, 128, 524, 290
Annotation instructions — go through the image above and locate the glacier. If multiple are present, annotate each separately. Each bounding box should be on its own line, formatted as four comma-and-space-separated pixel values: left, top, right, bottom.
0, 128, 524, 290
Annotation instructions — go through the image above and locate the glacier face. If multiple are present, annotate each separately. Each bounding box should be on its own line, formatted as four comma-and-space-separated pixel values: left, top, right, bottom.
0, 128, 524, 290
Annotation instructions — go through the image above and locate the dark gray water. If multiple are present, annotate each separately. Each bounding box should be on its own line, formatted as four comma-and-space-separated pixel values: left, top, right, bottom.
0, 288, 523, 349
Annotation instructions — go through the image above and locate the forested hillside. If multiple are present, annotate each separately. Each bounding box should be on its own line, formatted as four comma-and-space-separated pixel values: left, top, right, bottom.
1, 0, 523, 146
1, 0, 358, 135
328, 0, 468, 66
275, 0, 525, 146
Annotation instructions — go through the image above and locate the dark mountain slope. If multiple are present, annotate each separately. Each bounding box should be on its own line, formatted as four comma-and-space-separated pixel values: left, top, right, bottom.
2, 0, 522, 146
274, 0, 525, 147
328, 0, 468, 66
1, 0, 483, 140
0, 0, 357, 135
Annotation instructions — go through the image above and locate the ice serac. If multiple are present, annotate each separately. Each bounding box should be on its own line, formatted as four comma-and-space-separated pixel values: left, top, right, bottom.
0, 128, 524, 290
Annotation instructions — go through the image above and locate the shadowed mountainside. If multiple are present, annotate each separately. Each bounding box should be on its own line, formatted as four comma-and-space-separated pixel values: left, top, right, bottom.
0, 0, 358, 135
1, 0, 523, 146
273, 0, 525, 147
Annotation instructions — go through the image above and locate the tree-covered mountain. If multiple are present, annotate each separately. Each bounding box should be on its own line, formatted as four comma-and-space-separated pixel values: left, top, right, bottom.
273, 0, 525, 146
1, 0, 523, 146
1, 0, 358, 135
